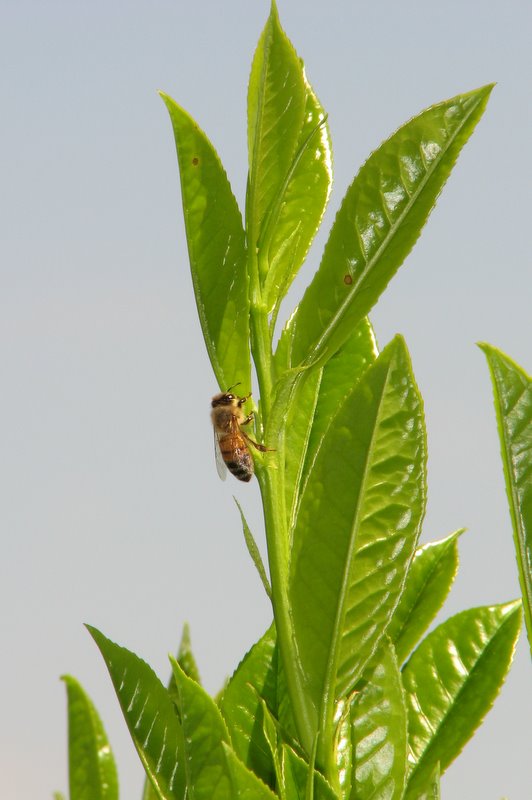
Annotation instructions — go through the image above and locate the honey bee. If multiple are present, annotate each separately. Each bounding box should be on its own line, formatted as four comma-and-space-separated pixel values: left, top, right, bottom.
211, 386, 268, 482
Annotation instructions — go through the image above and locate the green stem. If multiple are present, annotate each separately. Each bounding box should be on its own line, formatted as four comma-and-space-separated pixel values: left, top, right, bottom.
256, 462, 315, 755
250, 305, 273, 423
248, 252, 314, 754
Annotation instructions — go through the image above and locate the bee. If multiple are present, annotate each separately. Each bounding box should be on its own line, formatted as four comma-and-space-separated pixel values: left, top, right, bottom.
211, 386, 268, 482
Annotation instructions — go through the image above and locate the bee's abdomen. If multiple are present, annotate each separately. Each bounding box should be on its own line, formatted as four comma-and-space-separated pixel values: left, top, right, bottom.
226, 460, 253, 482
219, 434, 253, 482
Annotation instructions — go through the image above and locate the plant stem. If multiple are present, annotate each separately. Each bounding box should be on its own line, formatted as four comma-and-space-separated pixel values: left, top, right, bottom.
250, 305, 273, 423
249, 257, 315, 754
256, 461, 315, 755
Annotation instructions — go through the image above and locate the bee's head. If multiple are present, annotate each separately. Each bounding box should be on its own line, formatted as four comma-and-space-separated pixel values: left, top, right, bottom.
212, 383, 250, 408
211, 392, 236, 408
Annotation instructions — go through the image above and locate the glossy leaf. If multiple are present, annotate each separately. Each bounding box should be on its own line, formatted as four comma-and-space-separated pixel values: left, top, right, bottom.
281, 743, 339, 800
280, 745, 304, 800
62, 674, 118, 800
142, 624, 200, 800
284, 319, 377, 535
177, 623, 201, 685
171, 657, 233, 800
219, 626, 277, 787
254, 682, 337, 800
418, 763, 440, 800
222, 744, 278, 800
247, 1, 307, 261
262, 83, 333, 316
332, 697, 353, 800
301, 319, 378, 495
283, 365, 323, 531
480, 343, 532, 658
351, 638, 407, 800
88, 626, 186, 800
160, 93, 250, 391
173, 662, 278, 800
402, 601, 522, 798
286, 85, 493, 369
387, 530, 462, 664
289, 335, 426, 749
260, 698, 284, 793
276, 645, 300, 746
235, 499, 272, 599
142, 773, 159, 800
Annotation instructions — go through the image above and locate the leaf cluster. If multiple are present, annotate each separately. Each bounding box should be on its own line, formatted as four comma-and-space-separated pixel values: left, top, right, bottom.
57, 3, 531, 800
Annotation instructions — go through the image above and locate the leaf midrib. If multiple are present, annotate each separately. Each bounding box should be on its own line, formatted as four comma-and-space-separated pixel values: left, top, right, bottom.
318, 354, 395, 743
498, 378, 532, 634
299, 95, 483, 368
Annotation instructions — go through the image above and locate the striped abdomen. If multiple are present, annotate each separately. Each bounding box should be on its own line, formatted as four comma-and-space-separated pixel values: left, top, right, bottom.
218, 433, 253, 482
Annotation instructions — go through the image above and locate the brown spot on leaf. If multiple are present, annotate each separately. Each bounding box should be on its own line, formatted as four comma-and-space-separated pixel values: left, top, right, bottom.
192, 156, 199, 166
343, 274, 353, 285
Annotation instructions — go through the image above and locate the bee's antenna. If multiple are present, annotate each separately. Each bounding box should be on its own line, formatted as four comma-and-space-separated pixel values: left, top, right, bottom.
226, 381, 241, 392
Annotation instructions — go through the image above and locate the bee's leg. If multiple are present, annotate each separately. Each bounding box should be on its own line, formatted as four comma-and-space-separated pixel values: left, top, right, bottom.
241, 411, 254, 426
242, 431, 274, 453
237, 391, 252, 408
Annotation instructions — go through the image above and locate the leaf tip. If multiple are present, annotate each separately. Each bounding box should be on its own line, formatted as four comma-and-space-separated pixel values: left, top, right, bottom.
178, 621, 192, 653
158, 90, 178, 115
269, 0, 280, 21
502, 598, 523, 616
387, 332, 411, 364
85, 624, 108, 652
168, 652, 180, 672
467, 82, 495, 102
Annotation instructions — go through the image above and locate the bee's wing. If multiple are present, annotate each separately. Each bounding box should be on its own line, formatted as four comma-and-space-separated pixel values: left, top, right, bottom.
214, 430, 228, 481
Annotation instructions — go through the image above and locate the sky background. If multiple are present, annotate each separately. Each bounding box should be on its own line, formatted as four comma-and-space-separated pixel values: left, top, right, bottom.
1, 1, 531, 797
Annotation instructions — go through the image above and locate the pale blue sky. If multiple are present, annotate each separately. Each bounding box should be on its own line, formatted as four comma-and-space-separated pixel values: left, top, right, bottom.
1, 1, 531, 798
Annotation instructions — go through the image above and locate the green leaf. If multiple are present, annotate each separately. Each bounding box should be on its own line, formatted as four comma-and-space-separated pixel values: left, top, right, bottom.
170, 657, 232, 800
283, 318, 378, 536
262, 84, 333, 317
280, 745, 305, 800
219, 626, 277, 787
247, 1, 307, 262
281, 744, 338, 800
276, 649, 300, 746
351, 639, 407, 800
330, 696, 353, 800
418, 763, 440, 800
160, 93, 250, 392
480, 343, 532, 658
387, 530, 463, 664
223, 744, 278, 800
87, 626, 186, 800
142, 774, 159, 800
402, 601, 522, 799
142, 623, 200, 800
61, 675, 118, 800
172, 663, 278, 800
260, 698, 285, 795
287, 85, 493, 369
235, 499, 272, 599
53, 793, 67, 800
301, 318, 378, 493
289, 335, 426, 756
283, 365, 323, 530
177, 623, 201, 685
